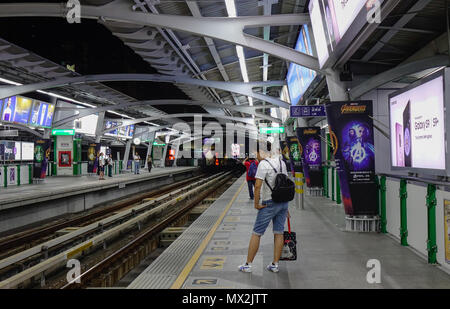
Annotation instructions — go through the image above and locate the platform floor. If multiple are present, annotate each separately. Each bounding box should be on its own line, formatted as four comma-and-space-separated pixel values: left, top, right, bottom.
129, 175, 450, 289
0, 167, 198, 210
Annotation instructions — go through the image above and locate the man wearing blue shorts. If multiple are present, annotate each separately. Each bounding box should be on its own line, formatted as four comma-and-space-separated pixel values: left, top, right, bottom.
239, 141, 289, 273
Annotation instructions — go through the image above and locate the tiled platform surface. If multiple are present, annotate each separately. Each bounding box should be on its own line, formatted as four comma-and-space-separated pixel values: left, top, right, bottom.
129, 175, 450, 289
0, 167, 198, 211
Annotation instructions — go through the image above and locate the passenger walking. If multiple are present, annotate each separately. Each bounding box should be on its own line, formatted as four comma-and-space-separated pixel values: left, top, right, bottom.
147, 155, 153, 173
134, 152, 141, 175
244, 154, 258, 200
238, 141, 289, 274
98, 152, 105, 180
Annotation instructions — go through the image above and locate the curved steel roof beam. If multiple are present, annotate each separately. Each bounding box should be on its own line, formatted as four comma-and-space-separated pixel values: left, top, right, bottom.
0, 73, 288, 108
0, 0, 319, 72
53, 99, 279, 127
101, 113, 257, 135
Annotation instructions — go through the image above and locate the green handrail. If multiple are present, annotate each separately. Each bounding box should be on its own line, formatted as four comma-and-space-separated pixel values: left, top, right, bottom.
426, 184, 437, 264
336, 172, 341, 204
399, 179, 408, 246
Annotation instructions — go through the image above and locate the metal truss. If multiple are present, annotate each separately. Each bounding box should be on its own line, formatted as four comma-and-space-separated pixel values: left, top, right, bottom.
101, 113, 257, 135
0, 73, 288, 108
0, 0, 319, 71
53, 99, 279, 127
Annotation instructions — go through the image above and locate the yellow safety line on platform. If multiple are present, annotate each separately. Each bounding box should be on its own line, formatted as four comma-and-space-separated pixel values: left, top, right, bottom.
170, 180, 246, 289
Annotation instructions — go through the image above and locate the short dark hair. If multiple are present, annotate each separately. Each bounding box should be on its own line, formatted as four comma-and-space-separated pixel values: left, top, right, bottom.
257, 141, 272, 153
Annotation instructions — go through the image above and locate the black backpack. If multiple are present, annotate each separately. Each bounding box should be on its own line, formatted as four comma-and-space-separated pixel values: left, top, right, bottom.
264, 159, 295, 203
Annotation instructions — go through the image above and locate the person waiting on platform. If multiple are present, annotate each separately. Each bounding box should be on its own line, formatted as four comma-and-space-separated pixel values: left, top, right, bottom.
243, 154, 258, 200
239, 141, 289, 274
134, 152, 141, 175
147, 155, 153, 173
107, 154, 113, 177
98, 152, 106, 180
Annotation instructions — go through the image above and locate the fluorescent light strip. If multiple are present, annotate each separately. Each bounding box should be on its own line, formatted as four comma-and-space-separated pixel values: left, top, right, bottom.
225, 0, 253, 108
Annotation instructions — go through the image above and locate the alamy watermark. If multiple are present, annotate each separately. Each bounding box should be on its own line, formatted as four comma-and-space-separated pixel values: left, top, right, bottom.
366, 0, 381, 24
66, 0, 81, 24
66, 258, 81, 284
366, 259, 381, 284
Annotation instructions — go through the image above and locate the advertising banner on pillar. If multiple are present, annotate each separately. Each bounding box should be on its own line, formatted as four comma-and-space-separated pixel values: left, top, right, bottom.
286, 136, 302, 173
279, 140, 291, 173
87, 143, 100, 173
296, 127, 323, 188
325, 101, 377, 216
444, 200, 450, 264
33, 139, 51, 179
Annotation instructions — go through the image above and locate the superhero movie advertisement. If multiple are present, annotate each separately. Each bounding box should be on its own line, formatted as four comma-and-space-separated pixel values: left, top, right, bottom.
279, 140, 292, 173
87, 143, 101, 173
296, 127, 323, 188
325, 101, 378, 216
286, 136, 302, 173
33, 139, 51, 179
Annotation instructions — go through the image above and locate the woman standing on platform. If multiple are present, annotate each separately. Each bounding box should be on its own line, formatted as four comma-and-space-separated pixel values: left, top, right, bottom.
98, 152, 106, 180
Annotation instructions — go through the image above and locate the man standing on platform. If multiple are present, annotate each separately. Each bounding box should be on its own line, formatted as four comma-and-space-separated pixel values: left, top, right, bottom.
134, 152, 141, 175
239, 141, 289, 274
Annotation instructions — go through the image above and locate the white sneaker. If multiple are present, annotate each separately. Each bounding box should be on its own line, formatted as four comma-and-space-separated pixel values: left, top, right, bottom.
267, 263, 279, 273
238, 263, 252, 273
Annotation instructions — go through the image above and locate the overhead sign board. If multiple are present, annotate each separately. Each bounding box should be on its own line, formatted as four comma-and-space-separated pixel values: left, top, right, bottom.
290, 105, 326, 118
52, 129, 75, 136
259, 127, 285, 134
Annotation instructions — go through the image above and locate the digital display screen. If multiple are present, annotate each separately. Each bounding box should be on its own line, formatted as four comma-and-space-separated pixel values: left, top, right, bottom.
1, 96, 17, 122
13, 97, 33, 124
309, 0, 368, 68
105, 121, 118, 135
389, 75, 446, 171
21, 142, 34, 161
29, 100, 55, 128
286, 25, 316, 105
0, 141, 21, 161
105, 121, 134, 138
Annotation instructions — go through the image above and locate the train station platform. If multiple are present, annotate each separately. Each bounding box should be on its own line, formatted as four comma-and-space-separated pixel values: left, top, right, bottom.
0, 166, 199, 234
128, 175, 450, 289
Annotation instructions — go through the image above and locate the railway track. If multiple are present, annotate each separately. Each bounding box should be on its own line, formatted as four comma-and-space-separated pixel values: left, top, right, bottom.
0, 172, 234, 289
0, 175, 204, 258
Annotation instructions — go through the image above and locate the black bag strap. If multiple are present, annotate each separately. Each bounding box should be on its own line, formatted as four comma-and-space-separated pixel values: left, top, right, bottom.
263, 159, 279, 192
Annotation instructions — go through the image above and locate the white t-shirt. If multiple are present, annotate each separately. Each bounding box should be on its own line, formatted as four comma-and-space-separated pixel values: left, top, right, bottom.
255, 155, 288, 202
99, 155, 105, 167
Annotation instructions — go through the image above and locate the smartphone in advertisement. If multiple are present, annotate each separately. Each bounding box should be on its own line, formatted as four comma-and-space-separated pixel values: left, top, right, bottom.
403, 100, 412, 167
395, 123, 404, 167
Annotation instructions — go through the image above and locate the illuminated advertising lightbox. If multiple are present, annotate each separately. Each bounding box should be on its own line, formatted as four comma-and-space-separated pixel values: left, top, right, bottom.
389, 72, 446, 172
286, 25, 317, 105
1, 96, 17, 122
29, 100, 55, 128
309, 0, 375, 68
0, 141, 21, 161
21, 142, 34, 161
12, 97, 33, 124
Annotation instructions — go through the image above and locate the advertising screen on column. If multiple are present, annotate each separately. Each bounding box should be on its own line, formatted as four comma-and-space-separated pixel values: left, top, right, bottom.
389, 72, 446, 172
309, 0, 379, 68
326, 100, 377, 216
286, 25, 316, 105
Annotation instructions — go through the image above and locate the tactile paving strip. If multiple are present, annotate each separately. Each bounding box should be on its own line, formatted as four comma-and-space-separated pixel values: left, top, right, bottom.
127, 175, 245, 289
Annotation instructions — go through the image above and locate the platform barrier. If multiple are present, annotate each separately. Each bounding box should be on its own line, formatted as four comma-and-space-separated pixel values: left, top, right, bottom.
345, 215, 380, 232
